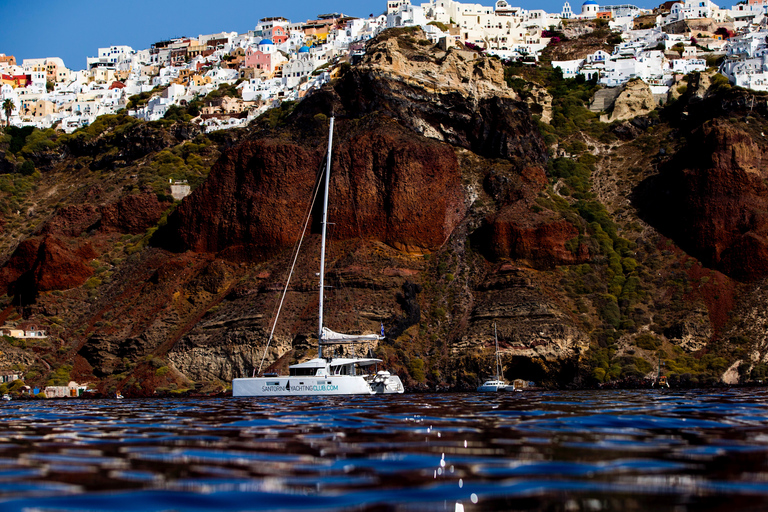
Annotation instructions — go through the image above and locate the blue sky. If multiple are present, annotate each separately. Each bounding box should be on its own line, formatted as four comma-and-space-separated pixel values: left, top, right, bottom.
1, 0, 659, 71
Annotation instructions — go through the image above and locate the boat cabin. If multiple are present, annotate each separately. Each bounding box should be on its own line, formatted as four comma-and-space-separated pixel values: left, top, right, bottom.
288, 357, 383, 377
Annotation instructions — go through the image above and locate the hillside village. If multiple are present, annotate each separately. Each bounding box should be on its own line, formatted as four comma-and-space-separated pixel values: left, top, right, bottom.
3, 0, 768, 135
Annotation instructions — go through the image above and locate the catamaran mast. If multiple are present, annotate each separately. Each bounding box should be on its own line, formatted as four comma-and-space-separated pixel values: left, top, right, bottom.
494, 322, 501, 381
318, 116, 334, 359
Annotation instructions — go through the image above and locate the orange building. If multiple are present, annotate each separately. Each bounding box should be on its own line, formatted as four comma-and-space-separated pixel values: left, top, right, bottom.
0, 54, 16, 67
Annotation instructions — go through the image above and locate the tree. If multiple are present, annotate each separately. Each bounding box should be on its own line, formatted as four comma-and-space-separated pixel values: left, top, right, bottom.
2, 98, 14, 128
19, 159, 35, 176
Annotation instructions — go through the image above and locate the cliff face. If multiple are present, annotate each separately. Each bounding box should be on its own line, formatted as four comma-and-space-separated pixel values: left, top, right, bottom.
0, 193, 168, 300
6, 29, 768, 393
159, 118, 466, 256
151, 32, 586, 389
607, 79, 656, 122
333, 35, 547, 166
636, 116, 768, 282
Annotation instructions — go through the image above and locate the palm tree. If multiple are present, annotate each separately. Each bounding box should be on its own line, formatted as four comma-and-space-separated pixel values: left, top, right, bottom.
2, 99, 14, 128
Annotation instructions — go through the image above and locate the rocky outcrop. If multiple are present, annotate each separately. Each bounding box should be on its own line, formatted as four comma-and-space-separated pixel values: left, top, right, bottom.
0, 192, 168, 298
61, 118, 204, 170
98, 193, 168, 234
168, 331, 292, 382
158, 118, 465, 256
40, 205, 100, 237
485, 208, 589, 267
456, 265, 591, 385
78, 335, 145, 377
330, 30, 548, 166
0, 344, 37, 370
30, 236, 97, 292
525, 84, 553, 124
636, 119, 768, 281
0, 235, 96, 297
607, 79, 656, 122
472, 166, 591, 267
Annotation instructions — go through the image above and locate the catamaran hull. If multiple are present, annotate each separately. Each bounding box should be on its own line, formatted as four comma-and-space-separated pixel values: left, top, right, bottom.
477, 384, 509, 392
232, 375, 404, 397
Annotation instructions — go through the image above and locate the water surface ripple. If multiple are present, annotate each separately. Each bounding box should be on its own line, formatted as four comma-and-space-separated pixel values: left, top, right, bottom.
1, 390, 768, 510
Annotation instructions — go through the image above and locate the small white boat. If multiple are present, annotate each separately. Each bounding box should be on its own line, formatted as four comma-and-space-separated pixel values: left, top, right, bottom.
2, 394, 11, 401
477, 323, 510, 392
116, 392, 124, 399
477, 379, 508, 392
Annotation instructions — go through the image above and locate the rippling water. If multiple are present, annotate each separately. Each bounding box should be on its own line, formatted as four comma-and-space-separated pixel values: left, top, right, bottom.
2, 390, 768, 511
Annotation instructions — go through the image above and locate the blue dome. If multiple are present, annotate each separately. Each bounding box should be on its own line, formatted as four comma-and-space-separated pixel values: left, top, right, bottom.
298, 46, 310, 53
583, 0, 598, 4
259, 39, 274, 45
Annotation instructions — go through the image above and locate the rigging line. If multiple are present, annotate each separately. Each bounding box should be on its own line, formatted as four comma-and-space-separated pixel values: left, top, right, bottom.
256, 159, 326, 376
264, 156, 327, 325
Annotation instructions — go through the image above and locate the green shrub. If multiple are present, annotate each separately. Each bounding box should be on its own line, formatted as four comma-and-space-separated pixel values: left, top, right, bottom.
710, 73, 731, 90
83, 277, 102, 290
427, 21, 449, 31
635, 334, 660, 350
19, 160, 35, 176
635, 357, 653, 374
409, 358, 426, 383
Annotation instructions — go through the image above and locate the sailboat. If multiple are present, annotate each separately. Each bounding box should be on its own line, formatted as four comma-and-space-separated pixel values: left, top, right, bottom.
477, 323, 509, 392
232, 117, 404, 397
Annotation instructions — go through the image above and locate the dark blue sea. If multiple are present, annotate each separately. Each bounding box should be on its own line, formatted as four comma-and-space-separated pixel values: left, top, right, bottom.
2, 390, 768, 511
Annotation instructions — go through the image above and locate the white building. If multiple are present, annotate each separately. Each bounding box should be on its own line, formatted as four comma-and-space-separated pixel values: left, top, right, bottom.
670, 57, 706, 73
87, 46, 134, 69
721, 30, 768, 91
282, 47, 318, 88
579, 0, 600, 18
387, 0, 428, 28
44, 381, 88, 398
665, 0, 724, 24
562, 1, 574, 18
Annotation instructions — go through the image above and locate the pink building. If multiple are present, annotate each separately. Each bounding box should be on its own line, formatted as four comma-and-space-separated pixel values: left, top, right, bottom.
271, 26, 288, 44
244, 48, 274, 75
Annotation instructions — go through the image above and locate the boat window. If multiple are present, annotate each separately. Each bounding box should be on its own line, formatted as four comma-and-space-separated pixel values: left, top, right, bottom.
266, 381, 280, 386
289, 368, 316, 376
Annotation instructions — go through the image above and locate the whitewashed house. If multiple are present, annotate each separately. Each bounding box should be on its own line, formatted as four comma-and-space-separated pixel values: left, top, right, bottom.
44, 381, 88, 398
282, 47, 318, 88
387, 0, 428, 28
665, 0, 725, 24
670, 57, 706, 73
721, 30, 768, 92
552, 59, 585, 78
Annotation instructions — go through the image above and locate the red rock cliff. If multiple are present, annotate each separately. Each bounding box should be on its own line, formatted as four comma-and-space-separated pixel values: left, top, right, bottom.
637, 119, 768, 281
158, 119, 465, 256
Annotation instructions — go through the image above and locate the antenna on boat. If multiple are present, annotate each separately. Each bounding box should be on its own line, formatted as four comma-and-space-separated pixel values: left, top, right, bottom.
318, 115, 334, 359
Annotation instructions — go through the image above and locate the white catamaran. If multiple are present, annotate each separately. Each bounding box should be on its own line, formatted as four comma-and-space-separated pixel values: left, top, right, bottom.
477, 323, 510, 392
232, 117, 404, 397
